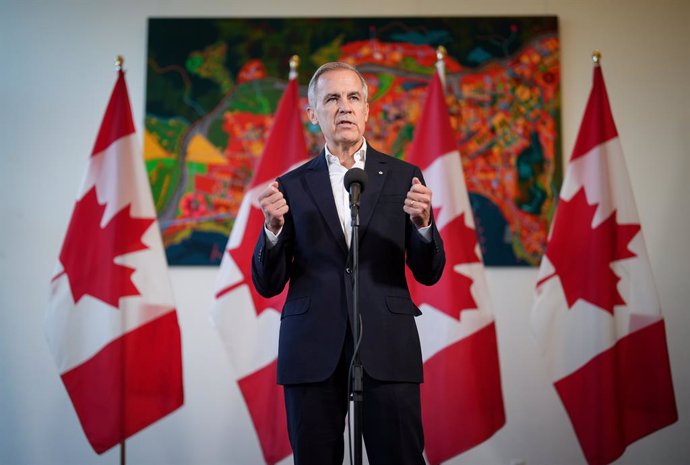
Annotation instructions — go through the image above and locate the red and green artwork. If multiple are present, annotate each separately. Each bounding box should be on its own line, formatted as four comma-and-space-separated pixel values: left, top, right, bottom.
145, 17, 560, 265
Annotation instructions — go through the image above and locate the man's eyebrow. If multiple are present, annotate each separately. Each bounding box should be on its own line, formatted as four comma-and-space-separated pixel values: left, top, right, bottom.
323, 92, 340, 100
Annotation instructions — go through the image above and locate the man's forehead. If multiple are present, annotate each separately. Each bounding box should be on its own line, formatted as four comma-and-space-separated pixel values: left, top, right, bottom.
317, 70, 363, 92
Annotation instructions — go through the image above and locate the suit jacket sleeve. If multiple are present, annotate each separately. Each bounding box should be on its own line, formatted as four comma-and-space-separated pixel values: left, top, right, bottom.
405, 167, 445, 286
251, 184, 294, 298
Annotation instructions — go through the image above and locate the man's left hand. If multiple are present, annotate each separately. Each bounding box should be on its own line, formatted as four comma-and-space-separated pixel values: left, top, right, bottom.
404, 177, 432, 229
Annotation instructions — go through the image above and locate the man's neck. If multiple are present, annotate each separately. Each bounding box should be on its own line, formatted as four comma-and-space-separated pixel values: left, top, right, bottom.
326, 139, 365, 169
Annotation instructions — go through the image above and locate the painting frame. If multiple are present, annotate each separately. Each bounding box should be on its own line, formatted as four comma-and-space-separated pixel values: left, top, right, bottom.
144, 16, 561, 266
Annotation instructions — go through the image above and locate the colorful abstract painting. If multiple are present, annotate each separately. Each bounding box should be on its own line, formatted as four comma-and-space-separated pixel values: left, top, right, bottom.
145, 17, 560, 266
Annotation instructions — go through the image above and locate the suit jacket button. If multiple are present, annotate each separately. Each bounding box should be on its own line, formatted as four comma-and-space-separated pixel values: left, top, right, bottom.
345, 267, 352, 274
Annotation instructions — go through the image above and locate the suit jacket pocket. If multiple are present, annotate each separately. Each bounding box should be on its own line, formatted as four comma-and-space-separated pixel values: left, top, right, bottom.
281, 296, 310, 319
385, 295, 422, 316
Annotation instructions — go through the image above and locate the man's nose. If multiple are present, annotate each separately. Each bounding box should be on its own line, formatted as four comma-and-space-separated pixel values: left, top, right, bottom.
338, 100, 353, 113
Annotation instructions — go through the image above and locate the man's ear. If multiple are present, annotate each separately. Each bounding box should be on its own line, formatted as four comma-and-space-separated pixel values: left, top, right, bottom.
306, 106, 318, 125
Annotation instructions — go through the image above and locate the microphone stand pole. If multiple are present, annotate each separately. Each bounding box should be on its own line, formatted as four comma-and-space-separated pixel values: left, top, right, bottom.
350, 198, 364, 465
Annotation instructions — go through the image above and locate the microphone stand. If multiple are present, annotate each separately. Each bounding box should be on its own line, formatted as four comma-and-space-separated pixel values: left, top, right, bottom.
350, 194, 364, 465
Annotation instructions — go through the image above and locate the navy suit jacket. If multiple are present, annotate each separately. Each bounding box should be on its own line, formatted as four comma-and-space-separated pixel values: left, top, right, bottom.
252, 146, 445, 385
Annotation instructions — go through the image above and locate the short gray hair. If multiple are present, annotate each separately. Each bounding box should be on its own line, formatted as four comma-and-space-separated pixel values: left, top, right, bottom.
307, 62, 369, 109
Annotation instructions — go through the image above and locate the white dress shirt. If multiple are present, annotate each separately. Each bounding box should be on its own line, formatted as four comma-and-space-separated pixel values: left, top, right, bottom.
325, 141, 366, 248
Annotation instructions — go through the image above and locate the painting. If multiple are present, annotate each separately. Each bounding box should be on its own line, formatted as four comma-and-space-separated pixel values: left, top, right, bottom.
144, 17, 561, 266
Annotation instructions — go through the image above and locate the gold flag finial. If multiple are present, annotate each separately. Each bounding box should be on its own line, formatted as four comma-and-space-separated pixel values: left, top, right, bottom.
290, 55, 300, 72
115, 55, 124, 71
592, 50, 602, 65
289, 55, 300, 80
435, 46, 447, 90
436, 46, 447, 62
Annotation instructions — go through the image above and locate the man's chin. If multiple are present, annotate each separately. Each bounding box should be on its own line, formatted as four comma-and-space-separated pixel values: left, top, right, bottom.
334, 131, 362, 144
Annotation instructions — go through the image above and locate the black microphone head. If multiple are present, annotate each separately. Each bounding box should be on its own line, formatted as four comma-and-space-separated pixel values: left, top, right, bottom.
344, 167, 368, 193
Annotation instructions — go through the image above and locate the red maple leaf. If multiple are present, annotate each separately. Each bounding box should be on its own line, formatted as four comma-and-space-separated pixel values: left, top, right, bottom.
59, 187, 154, 308
224, 205, 287, 316
542, 188, 640, 314
408, 212, 480, 320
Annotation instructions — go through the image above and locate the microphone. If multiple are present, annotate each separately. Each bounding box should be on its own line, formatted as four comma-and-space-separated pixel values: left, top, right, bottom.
344, 167, 368, 209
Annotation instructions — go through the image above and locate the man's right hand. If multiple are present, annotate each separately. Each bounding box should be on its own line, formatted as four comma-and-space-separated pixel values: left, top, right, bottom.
258, 181, 289, 235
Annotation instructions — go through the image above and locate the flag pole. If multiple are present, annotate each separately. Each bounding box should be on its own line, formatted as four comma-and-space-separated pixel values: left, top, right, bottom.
289, 54, 299, 81
435, 45, 447, 89
116, 53, 127, 465
115, 55, 124, 71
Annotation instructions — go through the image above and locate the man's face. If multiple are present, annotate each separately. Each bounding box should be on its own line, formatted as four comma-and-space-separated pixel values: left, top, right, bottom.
307, 69, 369, 152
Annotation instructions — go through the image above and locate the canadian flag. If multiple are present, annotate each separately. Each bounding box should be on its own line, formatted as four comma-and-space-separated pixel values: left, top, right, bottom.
45, 66, 184, 453
531, 61, 678, 465
406, 62, 505, 464
211, 76, 307, 464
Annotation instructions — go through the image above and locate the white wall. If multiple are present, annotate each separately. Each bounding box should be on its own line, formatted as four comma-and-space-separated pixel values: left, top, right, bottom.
1, 1, 689, 464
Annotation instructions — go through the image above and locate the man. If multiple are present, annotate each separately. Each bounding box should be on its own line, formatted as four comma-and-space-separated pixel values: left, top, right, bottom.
252, 62, 445, 465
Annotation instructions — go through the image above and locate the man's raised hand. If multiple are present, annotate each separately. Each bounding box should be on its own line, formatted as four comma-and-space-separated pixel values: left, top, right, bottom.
258, 181, 289, 235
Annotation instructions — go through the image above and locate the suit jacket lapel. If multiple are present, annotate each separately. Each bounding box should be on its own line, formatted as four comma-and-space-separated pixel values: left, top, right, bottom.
359, 148, 388, 241
303, 153, 349, 255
